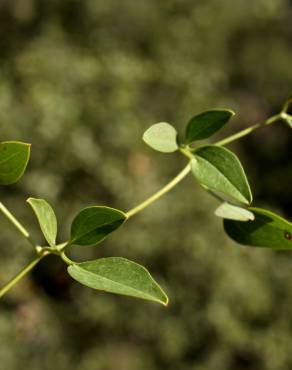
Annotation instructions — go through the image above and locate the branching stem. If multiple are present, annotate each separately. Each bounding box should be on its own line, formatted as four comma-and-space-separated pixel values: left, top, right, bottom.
0, 252, 48, 299
0, 110, 288, 299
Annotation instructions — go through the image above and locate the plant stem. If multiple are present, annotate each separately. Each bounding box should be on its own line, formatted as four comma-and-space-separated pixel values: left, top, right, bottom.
282, 97, 292, 113
0, 252, 48, 299
0, 112, 284, 297
127, 113, 282, 218
215, 114, 280, 146
126, 162, 191, 218
0, 202, 36, 247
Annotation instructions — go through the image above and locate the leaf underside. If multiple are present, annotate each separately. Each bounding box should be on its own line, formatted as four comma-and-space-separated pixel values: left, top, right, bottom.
215, 202, 255, 221
68, 257, 168, 305
191, 145, 252, 205
143, 122, 178, 153
27, 198, 57, 247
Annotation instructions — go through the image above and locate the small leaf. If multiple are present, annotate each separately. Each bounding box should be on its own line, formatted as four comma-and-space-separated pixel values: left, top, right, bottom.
143, 122, 178, 153
191, 145, 252, 205
215, 202, 255, 221
185, 109, 234, 143
68, 257, 168, 305
27, 198, 57, 246
0, 141, 31, 185
224, 208, 292, 249
70, 206, 127, 247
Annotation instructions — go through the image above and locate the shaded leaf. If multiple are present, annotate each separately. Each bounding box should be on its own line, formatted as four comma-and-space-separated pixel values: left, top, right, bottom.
224, 208, 292, 249
70, 206, 127, 246
0, 141, 31, 185
191, 145, 252, 205
68, 257, 168, 305
27, 198, 57, 246
185, 109, 234, 143
143, 122, 178, 153
215, 202, 254, 221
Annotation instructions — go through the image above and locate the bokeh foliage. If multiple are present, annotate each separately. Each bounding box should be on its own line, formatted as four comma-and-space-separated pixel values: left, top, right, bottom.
0, 0, 292, 369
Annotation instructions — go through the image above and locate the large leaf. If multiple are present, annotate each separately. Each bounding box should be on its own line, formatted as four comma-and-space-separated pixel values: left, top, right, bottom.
0, 141, 31, 185
185, 109, 234, 143
191, 145, 252, 205
27, 198, 57, 246
224, 208, 292, 249
215, 202, 255, 221
68, 257, 168, 305
143, 122, 178, 153
70, 206, 127, 246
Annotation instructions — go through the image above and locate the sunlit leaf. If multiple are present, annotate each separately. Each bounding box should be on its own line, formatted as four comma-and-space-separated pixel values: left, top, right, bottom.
215, 202, 254, 221
143, 122, 178, 153
27, 198, 57, 246
68, 257, 168, 305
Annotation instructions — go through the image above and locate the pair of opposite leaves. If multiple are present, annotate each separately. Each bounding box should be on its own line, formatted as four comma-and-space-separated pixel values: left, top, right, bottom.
143, 109, 292, 250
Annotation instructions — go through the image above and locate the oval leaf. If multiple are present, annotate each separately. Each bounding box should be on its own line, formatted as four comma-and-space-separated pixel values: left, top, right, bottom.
68, 257, 168, 305
185, 109, 234, 143
224, 208, 292, 249
191, 145, 252, 205
0, 141, 31, 185
70, 206, 127, 246
143, 122, 178, 153
27, 198, 57, 246
215, 202, 255, 221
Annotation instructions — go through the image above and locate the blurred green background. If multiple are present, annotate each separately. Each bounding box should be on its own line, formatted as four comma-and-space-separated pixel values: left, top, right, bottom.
0, 1, 292, 369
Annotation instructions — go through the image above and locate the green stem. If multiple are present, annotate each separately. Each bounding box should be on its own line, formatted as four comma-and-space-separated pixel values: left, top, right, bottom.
282, 97, 292, 113
0, 202, 36, 247
126, 162, 191, 218
0, 112, 284, 297
215, 114, 280, 146
60, 252, 74, 265
0, 252, 48, 299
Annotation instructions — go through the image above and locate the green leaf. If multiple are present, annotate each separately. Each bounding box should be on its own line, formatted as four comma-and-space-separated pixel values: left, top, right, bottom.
27, 198, 57, 247
68, 257, 168, 305
224, 208, 292, 249
70, 206, 127, 247
215, 202, 255, 221
191, 145, 252, 205
185, 109, 234, 143
143, 122, 178, 153
0, 141, 31, 185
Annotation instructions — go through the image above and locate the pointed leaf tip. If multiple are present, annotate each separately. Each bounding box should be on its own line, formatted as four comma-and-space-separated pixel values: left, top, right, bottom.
191, 145, 252, 205
68, 257, 168, 305
185, 109, 234, 143
143, 122, 178, 153
70, 206, 127, 247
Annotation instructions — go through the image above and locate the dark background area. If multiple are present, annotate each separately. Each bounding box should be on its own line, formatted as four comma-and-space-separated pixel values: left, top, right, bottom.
0, 1, 292, 369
